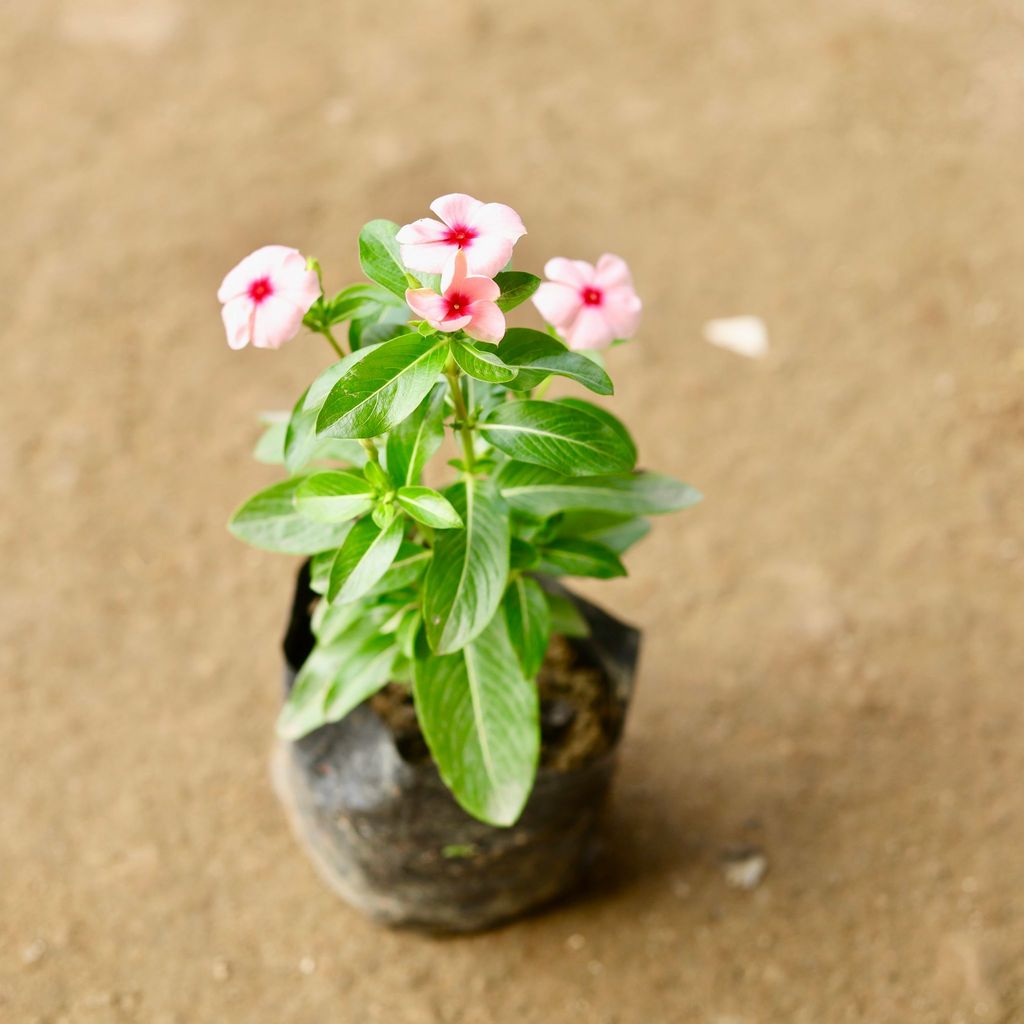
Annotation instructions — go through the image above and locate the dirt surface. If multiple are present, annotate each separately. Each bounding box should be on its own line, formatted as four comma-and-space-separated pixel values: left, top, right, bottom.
2, 1, 1023, 1021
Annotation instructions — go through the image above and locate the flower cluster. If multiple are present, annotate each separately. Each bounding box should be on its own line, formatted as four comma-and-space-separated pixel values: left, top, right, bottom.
218, 192, 642, 353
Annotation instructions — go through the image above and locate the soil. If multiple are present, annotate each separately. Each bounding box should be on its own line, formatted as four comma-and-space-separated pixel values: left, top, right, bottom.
371, 634, 621, 772
3, 1, 1023, 1022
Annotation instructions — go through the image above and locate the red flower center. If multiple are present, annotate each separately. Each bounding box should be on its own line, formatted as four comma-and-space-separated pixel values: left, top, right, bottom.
581, 287, 603, 306
444, 224, 478, 248
446, 291, 471, 318
248, 277, 273, 304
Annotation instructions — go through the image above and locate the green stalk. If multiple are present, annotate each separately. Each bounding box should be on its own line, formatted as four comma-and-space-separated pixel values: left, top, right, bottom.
445, 360, 476, 474
359, 438, 381, 466
322, 325, 345, 358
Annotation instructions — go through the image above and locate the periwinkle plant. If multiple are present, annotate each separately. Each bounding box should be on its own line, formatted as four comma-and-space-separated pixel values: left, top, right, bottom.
223, 194, 701, 826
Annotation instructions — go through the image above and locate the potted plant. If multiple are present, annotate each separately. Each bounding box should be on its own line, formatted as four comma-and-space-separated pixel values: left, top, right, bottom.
220, 194, 701, 931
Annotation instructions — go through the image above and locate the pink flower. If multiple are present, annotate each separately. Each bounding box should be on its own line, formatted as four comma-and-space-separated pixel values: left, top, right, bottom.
217, 246, 320, 350
396, 193, 526, 279
532, 254, 642, 351
405, 251, 506, 343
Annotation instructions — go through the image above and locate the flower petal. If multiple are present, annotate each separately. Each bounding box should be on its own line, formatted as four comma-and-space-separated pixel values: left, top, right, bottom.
435, 314, 472, 333
250, 295, 305, 349
464, 301, 506, 344
463, 234, 513, 278
396, 217, 449, 244
460, 273, 501, 303
543, 257, 595, 289
401, 239, 458, 275
217, 245, 297, 303
593, 253, 634, 290
440, 249, 470, 293
564, 306, 616, 351
532, 281, 582, 327
469, 202, 527, 242
601, 285, 642, 339
405, 288, 450, 324
430, 193, 484, 228
221, 297, 254, 349
274, 250, 321, 311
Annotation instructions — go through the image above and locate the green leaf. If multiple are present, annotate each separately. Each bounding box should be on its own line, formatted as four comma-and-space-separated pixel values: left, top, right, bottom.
358, 219, 409, 299
510, 537, 539, 570
371, 503, 396, 530
498, 328, 613, 396
294, 471, 376, 523
327, 516, 405, 604
396, 486, 463, 529
309, 547, 341, 595
278, 618, 397, 740
317, 333, 449, 440
312, 595, 364, 642
362, 457, 391, 492
228, 477, 353, 554
253, 416, 288, 464
395, 608, 422, 659
278, 644, 343, 740
322, 634, 398, 724
326, 283, 397, 325
422, 478, 510, 654
350, 302, 411, 351
364, 542, 432, 596
497, 461, 703, 518
284, 347, 379, 472
545, 589, 590, 638
537, 538, 627, 579
385, 383, 446, 487
451, 337, 516, 383
479, 399, 635, 477
503, 575, 550, 679
413, 610, 539, 826
471, 379, 512, 417
494, 272, 541, 312
555, 510, 652, 555
557, 397, 635, 460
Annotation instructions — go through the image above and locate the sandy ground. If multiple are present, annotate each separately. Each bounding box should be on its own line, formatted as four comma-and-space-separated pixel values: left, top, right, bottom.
3, 0, 1023, 1021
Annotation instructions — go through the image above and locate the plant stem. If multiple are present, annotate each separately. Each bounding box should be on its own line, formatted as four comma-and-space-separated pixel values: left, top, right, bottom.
359, 438, 381, 465
445, 363, 476, 473
322, 326, 345, 358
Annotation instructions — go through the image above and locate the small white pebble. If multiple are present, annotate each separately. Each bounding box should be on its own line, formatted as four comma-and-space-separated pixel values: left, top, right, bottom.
299, 956, 317, 975
961, 876, 979, 894
566, 933, 586, 951
21, 939, 47, 966
722, 849, 769, 890
587, 960, 604, 976
211, 957, 231, 982
704, 316, 769, 359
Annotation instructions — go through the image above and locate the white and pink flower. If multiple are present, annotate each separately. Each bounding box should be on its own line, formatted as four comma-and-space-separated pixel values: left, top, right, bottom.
532, 254, 642, 351
218, 246, 320, 350
405, 251, 505, 343
396, 193, 526, 279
